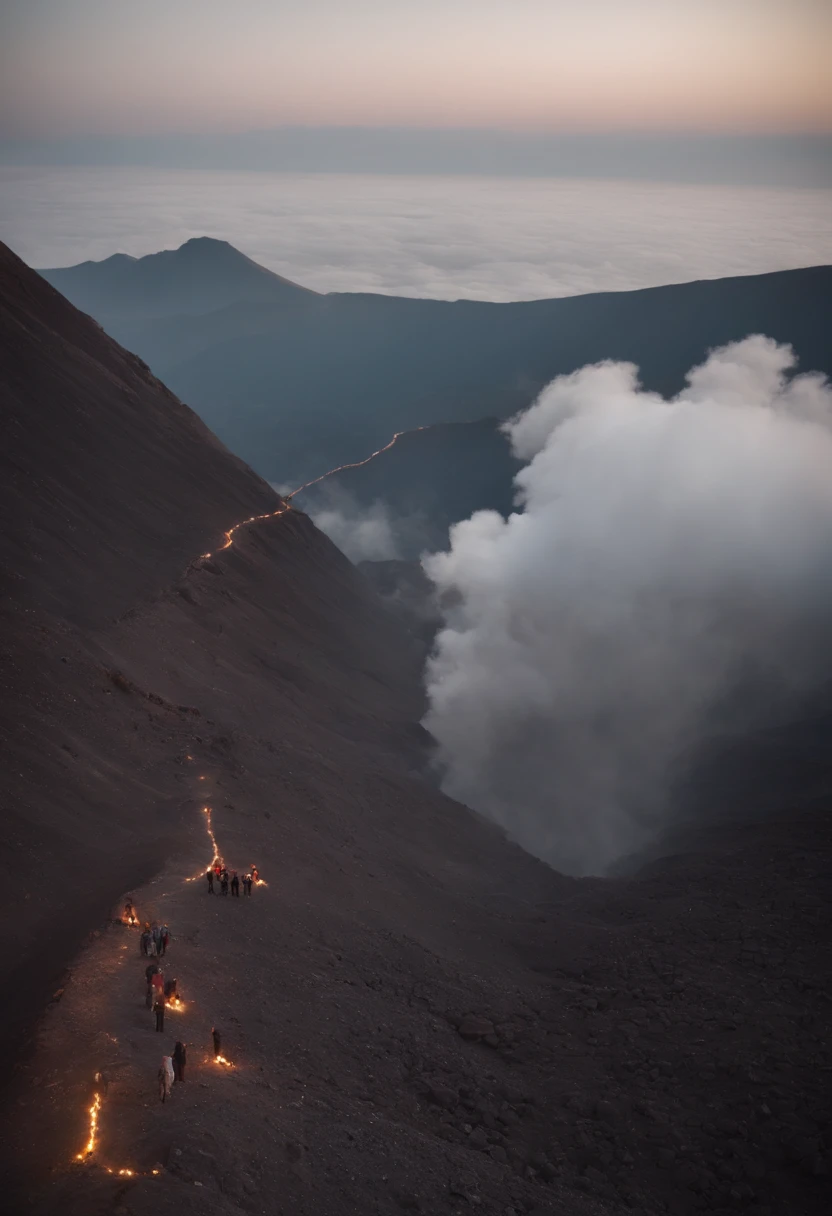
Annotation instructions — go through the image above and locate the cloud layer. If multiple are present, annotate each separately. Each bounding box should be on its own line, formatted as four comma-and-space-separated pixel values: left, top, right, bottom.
3, 166, 831, 301
422, 337, 832, 875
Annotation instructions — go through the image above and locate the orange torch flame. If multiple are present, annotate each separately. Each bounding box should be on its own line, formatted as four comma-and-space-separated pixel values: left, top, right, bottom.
75, 1091, 101, 1160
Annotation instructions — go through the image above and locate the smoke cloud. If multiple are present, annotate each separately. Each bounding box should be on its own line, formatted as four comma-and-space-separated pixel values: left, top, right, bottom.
422, 336, 832, 875
310, 497, 402, 563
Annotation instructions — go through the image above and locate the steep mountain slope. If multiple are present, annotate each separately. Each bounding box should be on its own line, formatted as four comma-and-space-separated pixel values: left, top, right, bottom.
3, 244, 830, 1216
40, 243, 832, 485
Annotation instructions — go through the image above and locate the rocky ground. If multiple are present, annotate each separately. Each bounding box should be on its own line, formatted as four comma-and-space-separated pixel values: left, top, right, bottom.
6, 779, 830, 1216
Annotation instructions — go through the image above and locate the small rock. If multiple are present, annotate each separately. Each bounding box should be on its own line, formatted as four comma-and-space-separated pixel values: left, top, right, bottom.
458, 1015, 496, 1040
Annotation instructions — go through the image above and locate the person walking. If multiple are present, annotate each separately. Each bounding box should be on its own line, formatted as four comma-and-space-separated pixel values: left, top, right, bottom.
220, 873, 229, 897
154, 996, 165, 1032
152, 924, 162, 954
159, 1054, 174, 1102
160, 925, 170, 955
230, 873, 240, 897
206, 869, 214, 894
173, 1040, 187, 1083
145, 961, 159, 1007
212, 1027, 222, 1058
151, 971, 164, 1011
243, 873, 252, 896
140, 929, 151, 955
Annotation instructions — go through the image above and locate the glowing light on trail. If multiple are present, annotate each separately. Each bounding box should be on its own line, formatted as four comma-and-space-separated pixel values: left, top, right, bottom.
196, 425, 432, 561
76, 1092, 101, 1160
288, 427, 431, 501
185, 806, 222, 882
75, 1091, 162, 1176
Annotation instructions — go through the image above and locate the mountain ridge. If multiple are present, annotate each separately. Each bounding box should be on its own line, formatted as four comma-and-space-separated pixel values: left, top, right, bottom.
38, 242, 832, 486
41, 236, 316, 322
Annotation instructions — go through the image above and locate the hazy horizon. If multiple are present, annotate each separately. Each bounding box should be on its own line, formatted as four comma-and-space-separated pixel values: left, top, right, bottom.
4, 166, 830, 303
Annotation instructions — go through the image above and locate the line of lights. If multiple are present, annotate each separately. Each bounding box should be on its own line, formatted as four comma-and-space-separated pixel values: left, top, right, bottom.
197, 425, 432, 561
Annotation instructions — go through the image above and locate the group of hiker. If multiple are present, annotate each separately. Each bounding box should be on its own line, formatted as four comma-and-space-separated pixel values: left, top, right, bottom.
139, 920, 171, 956
157, 1030, 224, 1103
206, 862, 258, 897
125, 843, 258, 1109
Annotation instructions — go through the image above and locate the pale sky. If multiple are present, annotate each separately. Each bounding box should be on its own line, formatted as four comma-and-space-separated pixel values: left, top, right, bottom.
2, 0, 830, 138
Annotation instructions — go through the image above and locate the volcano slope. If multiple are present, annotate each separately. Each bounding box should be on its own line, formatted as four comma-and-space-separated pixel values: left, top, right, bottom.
2, 241, 831, 1216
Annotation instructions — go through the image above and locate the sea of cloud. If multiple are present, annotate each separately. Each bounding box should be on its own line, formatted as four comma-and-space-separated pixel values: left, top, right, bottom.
2, 166, 830, 301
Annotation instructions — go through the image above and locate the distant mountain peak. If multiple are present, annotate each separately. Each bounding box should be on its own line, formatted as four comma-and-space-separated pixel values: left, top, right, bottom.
176, 236, 239, 256
40, 234, 317, 319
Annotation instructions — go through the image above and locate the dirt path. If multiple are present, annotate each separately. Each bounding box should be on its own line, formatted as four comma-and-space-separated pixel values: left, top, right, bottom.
44, 767, 269, 1181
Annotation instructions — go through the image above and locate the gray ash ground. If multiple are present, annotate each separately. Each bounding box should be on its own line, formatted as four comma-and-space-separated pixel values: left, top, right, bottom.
8, 778, 830, 1216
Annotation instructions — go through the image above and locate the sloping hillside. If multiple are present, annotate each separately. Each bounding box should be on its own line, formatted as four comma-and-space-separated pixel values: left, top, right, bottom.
40, 243, 832, 485
3, 244, 830, 1216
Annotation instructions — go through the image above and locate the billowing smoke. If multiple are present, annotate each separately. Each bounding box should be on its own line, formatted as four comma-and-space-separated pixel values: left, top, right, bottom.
310, 497, 402, 563
422, 337, 832, 875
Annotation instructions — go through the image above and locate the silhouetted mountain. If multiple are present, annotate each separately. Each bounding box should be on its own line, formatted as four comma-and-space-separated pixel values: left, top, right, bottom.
41, 236, 315, 323
40, 243, 832, 490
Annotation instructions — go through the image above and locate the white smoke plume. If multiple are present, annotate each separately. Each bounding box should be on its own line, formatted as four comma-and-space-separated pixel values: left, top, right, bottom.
310, 497, 402, 563
422, 337, 832, 876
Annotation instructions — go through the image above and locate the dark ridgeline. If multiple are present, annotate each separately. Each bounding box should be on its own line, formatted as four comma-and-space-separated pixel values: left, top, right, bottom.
40, 240, 832, 491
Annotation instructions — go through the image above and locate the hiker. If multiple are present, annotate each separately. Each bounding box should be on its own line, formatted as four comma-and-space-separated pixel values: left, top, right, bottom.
173, 1040, 187, 1083
151, 971, 165, 1009
159, 1054, 174, 1102
154, 996, 166, 1032
220, 873, 229, 897
230, 873, 240, 897
243, 873, 252, 896
160, 924, 170, 955
212, 1027, 222, 1058
206, 869, 214, 893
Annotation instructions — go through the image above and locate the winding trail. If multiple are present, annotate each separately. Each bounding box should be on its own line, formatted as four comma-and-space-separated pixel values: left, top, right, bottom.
197, 425, 433, 562
72, 424, 426, 1177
